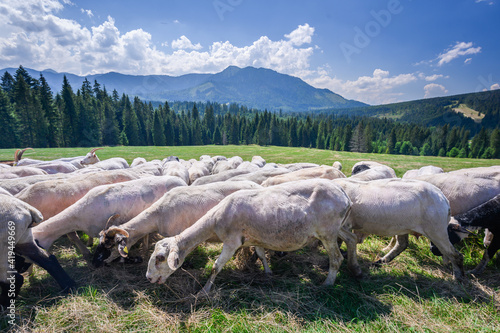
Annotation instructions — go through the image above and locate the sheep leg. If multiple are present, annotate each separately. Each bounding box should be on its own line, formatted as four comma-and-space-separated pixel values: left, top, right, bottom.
199, 240, 240, 295
66, 232, 92, 261
427, 233, 464, 280
339, 228, 362, 277
15, 241, 76, 291
319, 234, 344, 286
375, 234, 409, 265
141, 234, 150, 259
254, 246, 272, 274
469, 232, 499, 275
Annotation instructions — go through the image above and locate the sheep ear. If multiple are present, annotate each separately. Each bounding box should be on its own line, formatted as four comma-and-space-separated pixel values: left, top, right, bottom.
167, 251, 180, 270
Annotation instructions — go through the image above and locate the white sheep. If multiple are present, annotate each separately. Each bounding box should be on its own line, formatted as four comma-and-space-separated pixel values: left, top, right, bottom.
94, 180, 262, 266
191, 169, 252, 186
32, 176, 187, 260
262, 165, 346, 187
0, 173, 69, 195
402, 165, 444, 178
130, 157, 147, 167
278, 162, 320, 172
226, 167, 291, 185
162, 161, 190, 184
146, 179, 361, 294
188, 161, 210, 184
250, 155, 266, 168
405, 166, 500, 274
15, 169, 140, 219
348, 161, 397, 181
0, 166, 48, 179
333, 178, 464, 280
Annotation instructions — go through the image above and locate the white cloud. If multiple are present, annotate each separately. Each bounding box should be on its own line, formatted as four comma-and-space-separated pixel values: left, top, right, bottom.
437, 42, 481, 66
284, 23, 314, 46
171, 35, 202, 50
418, 73, 448, 81
475, 0, 494, 4
491, 83, 500, 90
0, 1, 437, 105
464, 58, 472, 64
81, 8, 93, 17
424, 83, 448, 98
0, 2, 317, 78
308, 68, 418, 105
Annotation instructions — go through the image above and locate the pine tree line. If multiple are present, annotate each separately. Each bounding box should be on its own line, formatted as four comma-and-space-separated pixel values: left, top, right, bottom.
1, 66, 499, 159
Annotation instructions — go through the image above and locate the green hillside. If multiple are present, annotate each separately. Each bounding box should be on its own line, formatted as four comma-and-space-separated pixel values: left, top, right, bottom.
330, 89, 500, 133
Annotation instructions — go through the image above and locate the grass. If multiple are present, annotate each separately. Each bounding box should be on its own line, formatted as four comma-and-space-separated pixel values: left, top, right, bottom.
453, 104, 485, 123
1, 145, 500, 332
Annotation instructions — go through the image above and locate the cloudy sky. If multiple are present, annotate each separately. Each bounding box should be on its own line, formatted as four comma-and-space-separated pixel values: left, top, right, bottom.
0, 0, 499, 105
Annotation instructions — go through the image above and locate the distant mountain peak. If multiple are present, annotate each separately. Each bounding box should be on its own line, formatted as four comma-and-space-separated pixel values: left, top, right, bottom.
0, 66, 367, 112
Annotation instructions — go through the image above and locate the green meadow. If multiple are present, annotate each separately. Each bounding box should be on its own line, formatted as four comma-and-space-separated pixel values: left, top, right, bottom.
1, 146, 499, 332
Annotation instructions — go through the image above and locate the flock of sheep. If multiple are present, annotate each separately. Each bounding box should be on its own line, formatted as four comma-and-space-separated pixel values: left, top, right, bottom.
1, 148, 499, 308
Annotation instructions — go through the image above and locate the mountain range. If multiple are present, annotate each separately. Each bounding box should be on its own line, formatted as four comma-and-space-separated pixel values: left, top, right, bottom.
0, 66, 367, 112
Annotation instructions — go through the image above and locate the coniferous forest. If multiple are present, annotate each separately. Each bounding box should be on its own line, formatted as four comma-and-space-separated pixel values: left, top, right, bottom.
1, 66, 499, 159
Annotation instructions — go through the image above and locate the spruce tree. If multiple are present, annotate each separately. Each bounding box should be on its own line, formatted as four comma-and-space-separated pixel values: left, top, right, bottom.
39, 74, 60, 147
61, 75, 78, 146
121, 95, 140, 146
152, 110, 166, 146
13, 72, 36, 147
0, 88, 18, 148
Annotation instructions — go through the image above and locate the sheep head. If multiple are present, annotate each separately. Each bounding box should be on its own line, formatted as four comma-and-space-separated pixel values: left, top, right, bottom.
99, 226, 130, 255
80, 147, 103, 166
146, 237, 184, 284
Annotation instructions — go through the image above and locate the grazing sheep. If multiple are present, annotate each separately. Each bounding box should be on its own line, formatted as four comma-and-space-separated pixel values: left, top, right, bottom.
333, 178, 464, 280
130, 157, 147, 168
146, 179, 361, 294
279, 162, 320, 172
162, 161, 190, 184
236, 161, 261, 172
262, 165, 346, 187
88, 157, 129, 170
191, 169, 253, 186
0, 174, 70, 195
351, 161, 397, 178
406, 166, 500, 273
332, 161, 342, 171
188, 161, 210, 185
402, 165, 444, 179
250, 156, 266, 168
349, 161, 397, 181
226, 168, 291, 185
32, 176, 187, 259
211, 156, 243, 175
15, 170, 140, 219
94, 181, 262, 266
1, 194, 75, 309
446, 194, 500, 274
0, 166, 48, 179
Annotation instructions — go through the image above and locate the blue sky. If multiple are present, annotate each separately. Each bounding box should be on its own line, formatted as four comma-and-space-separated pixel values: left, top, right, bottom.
0, 0, 498, 105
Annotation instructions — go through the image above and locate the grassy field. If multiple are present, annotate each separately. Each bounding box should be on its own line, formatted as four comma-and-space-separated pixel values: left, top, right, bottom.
1, 145, 499, 332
